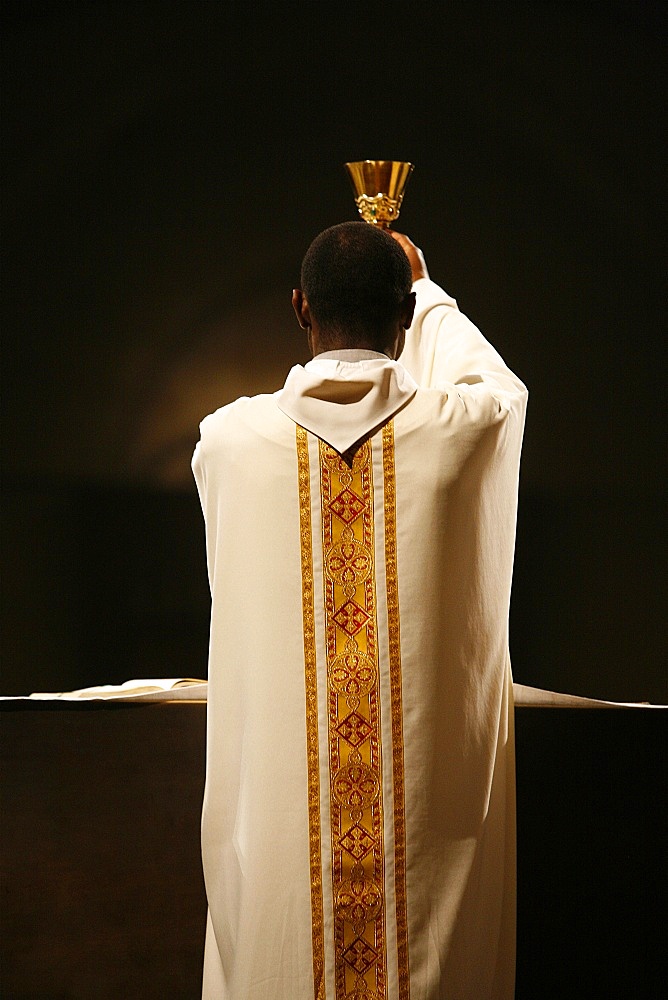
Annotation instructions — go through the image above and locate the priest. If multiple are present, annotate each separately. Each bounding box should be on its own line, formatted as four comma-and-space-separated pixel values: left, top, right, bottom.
192, 222, 527, 999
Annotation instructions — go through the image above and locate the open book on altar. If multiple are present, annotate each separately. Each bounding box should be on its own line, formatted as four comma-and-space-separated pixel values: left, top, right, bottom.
22, 678, 209, 702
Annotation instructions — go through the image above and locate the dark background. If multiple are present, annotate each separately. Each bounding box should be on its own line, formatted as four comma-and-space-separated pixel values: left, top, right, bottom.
2, 1, 666, 701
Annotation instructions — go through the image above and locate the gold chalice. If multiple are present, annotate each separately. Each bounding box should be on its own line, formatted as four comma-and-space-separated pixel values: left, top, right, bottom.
344, 160, 414, 228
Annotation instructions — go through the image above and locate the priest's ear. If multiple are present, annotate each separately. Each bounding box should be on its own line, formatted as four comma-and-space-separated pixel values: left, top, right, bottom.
292, 289, 312, 330
401, 291, 416, 331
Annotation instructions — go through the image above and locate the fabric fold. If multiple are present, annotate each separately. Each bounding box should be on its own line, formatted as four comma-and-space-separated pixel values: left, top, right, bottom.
277, 355, 418, 453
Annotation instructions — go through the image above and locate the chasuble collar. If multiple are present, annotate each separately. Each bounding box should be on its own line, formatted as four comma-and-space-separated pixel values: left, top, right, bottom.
277, 353, 418, 453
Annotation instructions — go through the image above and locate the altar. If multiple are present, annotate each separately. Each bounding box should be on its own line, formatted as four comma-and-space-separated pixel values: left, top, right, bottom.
1, 693, 664, 999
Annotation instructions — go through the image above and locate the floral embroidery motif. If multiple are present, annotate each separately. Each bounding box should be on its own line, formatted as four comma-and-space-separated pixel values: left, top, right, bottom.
343, 989, 383, 1000
326, 533, 372, 592
330, 642, 376, 705
335, 877, 383, 935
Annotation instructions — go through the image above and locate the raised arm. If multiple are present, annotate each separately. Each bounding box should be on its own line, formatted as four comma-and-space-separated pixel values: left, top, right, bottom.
391, 232, 526, 398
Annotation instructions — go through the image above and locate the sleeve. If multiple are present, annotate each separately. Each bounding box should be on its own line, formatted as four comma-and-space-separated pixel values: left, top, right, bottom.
191, 415, 215, 592
191, 438, 206, 515
399, 278, 527, 400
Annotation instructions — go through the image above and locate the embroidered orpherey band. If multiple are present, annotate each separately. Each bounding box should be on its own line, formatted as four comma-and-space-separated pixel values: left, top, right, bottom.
297, 426, 326, 999
299, 424, 410, 999
382, 423, 411, 997
320, 439, 387, 999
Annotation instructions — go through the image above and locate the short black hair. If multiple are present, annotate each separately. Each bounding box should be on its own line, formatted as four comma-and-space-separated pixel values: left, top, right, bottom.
300, 222, 412, 348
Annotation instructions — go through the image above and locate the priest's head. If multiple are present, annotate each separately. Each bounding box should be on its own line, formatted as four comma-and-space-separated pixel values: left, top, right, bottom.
292, 221, 415, 359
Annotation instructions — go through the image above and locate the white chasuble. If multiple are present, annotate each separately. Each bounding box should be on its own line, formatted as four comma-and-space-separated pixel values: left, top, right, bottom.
193, 279, 527, 1000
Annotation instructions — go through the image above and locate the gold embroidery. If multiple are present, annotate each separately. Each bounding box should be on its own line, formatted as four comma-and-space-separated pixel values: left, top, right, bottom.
320, 440, 387, 999
382, 423, 410, 997
297, 426, 326, 1000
